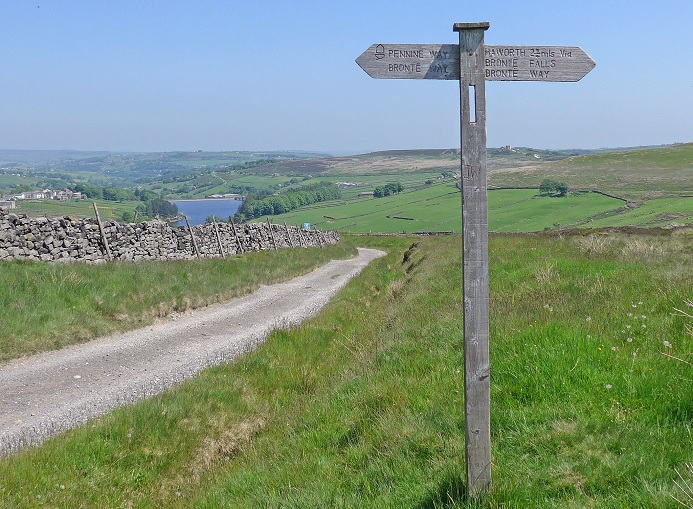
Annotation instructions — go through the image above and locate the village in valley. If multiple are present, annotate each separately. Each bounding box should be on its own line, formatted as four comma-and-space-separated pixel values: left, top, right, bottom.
0, 188, 83, 210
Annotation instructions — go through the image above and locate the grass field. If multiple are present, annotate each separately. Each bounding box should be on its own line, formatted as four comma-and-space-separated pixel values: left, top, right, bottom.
488, 191, 628, 232
586, 196, 693, 228
261, 185, 631, 234
1, 231, 691, 507
234, 147, 584, 177
274, 182, 463, 233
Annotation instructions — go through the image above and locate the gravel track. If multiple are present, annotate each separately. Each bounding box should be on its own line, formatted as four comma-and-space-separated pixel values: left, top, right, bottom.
0, 247, 385, 457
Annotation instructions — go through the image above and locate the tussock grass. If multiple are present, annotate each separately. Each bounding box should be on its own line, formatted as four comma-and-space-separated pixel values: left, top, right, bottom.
0, 232, 691, 507
573, 229, 692, 262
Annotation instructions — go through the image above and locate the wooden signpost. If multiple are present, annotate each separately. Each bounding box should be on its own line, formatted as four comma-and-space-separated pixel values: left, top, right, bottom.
356, 22, 595, 495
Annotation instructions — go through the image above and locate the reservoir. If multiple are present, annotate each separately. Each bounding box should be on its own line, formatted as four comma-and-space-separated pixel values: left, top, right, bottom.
171, 198, 243, 226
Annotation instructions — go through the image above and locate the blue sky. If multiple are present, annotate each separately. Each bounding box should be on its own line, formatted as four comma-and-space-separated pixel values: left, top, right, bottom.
1, 1, 692, 153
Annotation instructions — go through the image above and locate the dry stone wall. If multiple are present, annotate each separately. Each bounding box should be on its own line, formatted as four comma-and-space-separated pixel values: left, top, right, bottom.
0, 209, 340, 263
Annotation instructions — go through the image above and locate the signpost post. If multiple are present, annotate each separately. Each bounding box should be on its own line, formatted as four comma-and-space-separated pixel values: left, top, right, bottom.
356, 22, 595, 495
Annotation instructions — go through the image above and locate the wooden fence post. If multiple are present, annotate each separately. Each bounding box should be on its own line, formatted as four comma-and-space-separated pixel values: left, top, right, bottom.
184, 215, 201, 258
230, 217, 245, 254
92, 202, 113, 261
212, 218, 225, 258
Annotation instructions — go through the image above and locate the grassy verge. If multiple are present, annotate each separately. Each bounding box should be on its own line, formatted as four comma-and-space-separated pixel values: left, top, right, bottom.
0, 231, 691, 507
0, 242, 357, 362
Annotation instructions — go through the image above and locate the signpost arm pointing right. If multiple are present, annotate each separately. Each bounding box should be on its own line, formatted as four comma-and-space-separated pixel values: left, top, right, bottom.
454, 21, 492, 496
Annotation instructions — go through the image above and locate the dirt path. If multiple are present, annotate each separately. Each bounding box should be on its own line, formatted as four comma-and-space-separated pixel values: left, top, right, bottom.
0, 248, 385, 456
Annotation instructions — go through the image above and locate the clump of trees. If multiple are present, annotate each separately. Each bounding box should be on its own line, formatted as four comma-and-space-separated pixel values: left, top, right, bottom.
135, 198, 178, 219
373, 182, 403, 198
539, 179, 569, 197
122, 199, 179, 222
235, 182, 341, 221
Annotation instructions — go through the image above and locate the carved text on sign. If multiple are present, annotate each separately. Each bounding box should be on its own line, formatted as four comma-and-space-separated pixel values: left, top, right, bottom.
484, 46, 593, 81
356, 44, 594, 82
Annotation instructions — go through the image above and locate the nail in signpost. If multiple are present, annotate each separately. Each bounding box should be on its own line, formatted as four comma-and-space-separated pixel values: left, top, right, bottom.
356, 22, 594, 494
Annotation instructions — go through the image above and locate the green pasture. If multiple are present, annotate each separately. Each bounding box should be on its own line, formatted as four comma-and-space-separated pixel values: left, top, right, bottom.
489, 191, 627, 232
272, 182, 463, 233
152, 171, 442, 201
298, 174, 444, 201
0, 174, 50, 195
586, 196, 693, 228
264, 185, 630, 233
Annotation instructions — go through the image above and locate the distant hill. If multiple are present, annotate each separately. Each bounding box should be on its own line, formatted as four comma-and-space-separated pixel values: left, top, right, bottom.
2, 144, 689, 202
0, 149, 112, 165
227, 147, 595, 177
0, 149, 330, 166
0, 150, 330, 187
488, 142, 693, 200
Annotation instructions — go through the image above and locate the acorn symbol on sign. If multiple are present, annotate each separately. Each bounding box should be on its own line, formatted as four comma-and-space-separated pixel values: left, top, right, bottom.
375, 44, 385, 60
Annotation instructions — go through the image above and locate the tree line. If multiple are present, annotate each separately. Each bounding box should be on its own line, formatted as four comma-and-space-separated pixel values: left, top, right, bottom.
235, 182, 341, 221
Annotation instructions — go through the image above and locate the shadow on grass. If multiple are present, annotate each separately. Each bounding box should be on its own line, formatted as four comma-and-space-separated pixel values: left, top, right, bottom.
416, 471, 493, 509
416, 472, 468, 509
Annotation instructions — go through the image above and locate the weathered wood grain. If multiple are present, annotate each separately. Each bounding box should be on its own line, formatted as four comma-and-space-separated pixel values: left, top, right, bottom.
484, 45, 595, 81
356, 43, 459, 80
